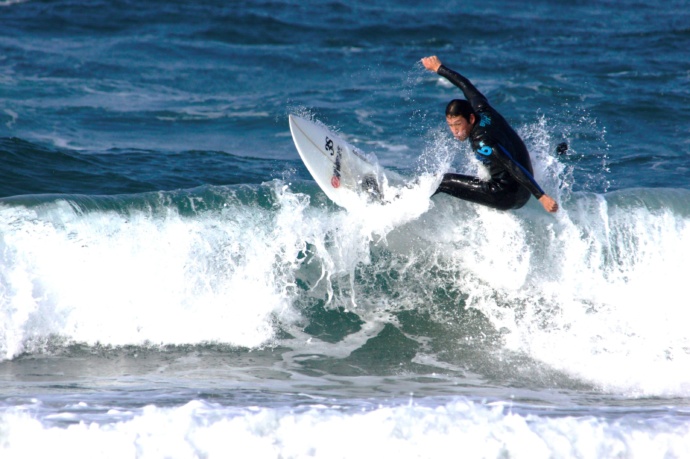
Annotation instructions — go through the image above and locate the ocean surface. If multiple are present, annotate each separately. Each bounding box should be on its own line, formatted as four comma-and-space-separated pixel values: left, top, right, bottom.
2, 0, 690, 457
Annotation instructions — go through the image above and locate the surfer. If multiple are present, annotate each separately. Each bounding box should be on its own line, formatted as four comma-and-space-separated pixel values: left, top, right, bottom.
421, 56, 559, 213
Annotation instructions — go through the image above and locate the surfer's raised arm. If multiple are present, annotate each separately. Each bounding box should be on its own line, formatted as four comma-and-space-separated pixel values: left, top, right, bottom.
422, 56, 489, 112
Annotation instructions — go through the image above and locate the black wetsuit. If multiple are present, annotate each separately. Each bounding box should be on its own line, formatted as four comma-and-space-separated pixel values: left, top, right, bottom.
435, 65, 545, 210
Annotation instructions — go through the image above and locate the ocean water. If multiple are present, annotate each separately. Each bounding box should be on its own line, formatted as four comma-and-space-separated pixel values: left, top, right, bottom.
1, 0, 690, 457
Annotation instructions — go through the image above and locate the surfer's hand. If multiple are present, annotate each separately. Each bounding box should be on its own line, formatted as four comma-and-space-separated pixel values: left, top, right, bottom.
421, 56, 442, 73
539, 195, 559, 213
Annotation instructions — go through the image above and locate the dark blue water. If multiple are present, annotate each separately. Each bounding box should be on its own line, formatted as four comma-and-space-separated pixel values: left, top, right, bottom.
1, 1, 690, 457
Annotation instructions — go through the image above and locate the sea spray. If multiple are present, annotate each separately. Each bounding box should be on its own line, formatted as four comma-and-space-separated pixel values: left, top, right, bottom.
406, 187, 690, 396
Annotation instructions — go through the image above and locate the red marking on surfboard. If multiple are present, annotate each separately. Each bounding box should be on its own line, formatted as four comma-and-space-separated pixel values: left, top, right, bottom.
331, 175, 341, 188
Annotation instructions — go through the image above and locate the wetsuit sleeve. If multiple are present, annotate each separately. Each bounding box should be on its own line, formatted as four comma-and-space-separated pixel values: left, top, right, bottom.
437, 65, 488, 112
490, 142, 545, 199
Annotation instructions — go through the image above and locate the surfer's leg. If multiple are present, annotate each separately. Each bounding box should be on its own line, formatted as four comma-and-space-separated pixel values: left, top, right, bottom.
435, 173, 526, 210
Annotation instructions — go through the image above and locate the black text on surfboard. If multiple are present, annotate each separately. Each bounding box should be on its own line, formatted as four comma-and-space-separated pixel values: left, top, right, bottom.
325, 136, 343, 188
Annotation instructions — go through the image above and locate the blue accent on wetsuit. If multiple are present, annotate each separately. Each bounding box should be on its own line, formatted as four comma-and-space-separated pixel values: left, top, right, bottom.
434, 65, 545, 211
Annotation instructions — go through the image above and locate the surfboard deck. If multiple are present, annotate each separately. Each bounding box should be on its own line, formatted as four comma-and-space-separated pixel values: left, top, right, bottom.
289, 114, 386, 208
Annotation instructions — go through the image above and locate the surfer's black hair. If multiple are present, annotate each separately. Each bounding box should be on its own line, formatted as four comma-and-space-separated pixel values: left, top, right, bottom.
445, 99, 475, 122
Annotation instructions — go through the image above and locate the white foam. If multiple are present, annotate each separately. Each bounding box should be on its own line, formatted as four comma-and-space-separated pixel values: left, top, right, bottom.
0, 171, 441, 358
511, 193, 690, 396
1, 399, 688, 459
0, 189, 313, 358
410, 183, 690, 396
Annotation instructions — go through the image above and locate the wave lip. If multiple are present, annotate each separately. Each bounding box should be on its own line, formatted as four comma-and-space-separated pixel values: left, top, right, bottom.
0, 182, 311, 360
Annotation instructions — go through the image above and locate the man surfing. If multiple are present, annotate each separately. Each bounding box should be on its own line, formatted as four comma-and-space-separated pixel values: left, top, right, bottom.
421, 56, 558, 213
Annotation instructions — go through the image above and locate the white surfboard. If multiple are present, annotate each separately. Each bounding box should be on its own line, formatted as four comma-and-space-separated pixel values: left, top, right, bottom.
289, 114, 389, 208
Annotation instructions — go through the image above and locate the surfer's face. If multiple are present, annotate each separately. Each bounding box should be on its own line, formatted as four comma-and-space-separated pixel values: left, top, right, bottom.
446, 115, 474, 141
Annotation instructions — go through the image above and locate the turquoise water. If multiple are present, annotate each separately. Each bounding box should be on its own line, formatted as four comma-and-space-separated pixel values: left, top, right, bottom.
1, 1, 690, 457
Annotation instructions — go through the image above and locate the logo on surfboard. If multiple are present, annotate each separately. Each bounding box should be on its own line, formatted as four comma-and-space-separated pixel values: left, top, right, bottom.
325, 136, 343, 188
